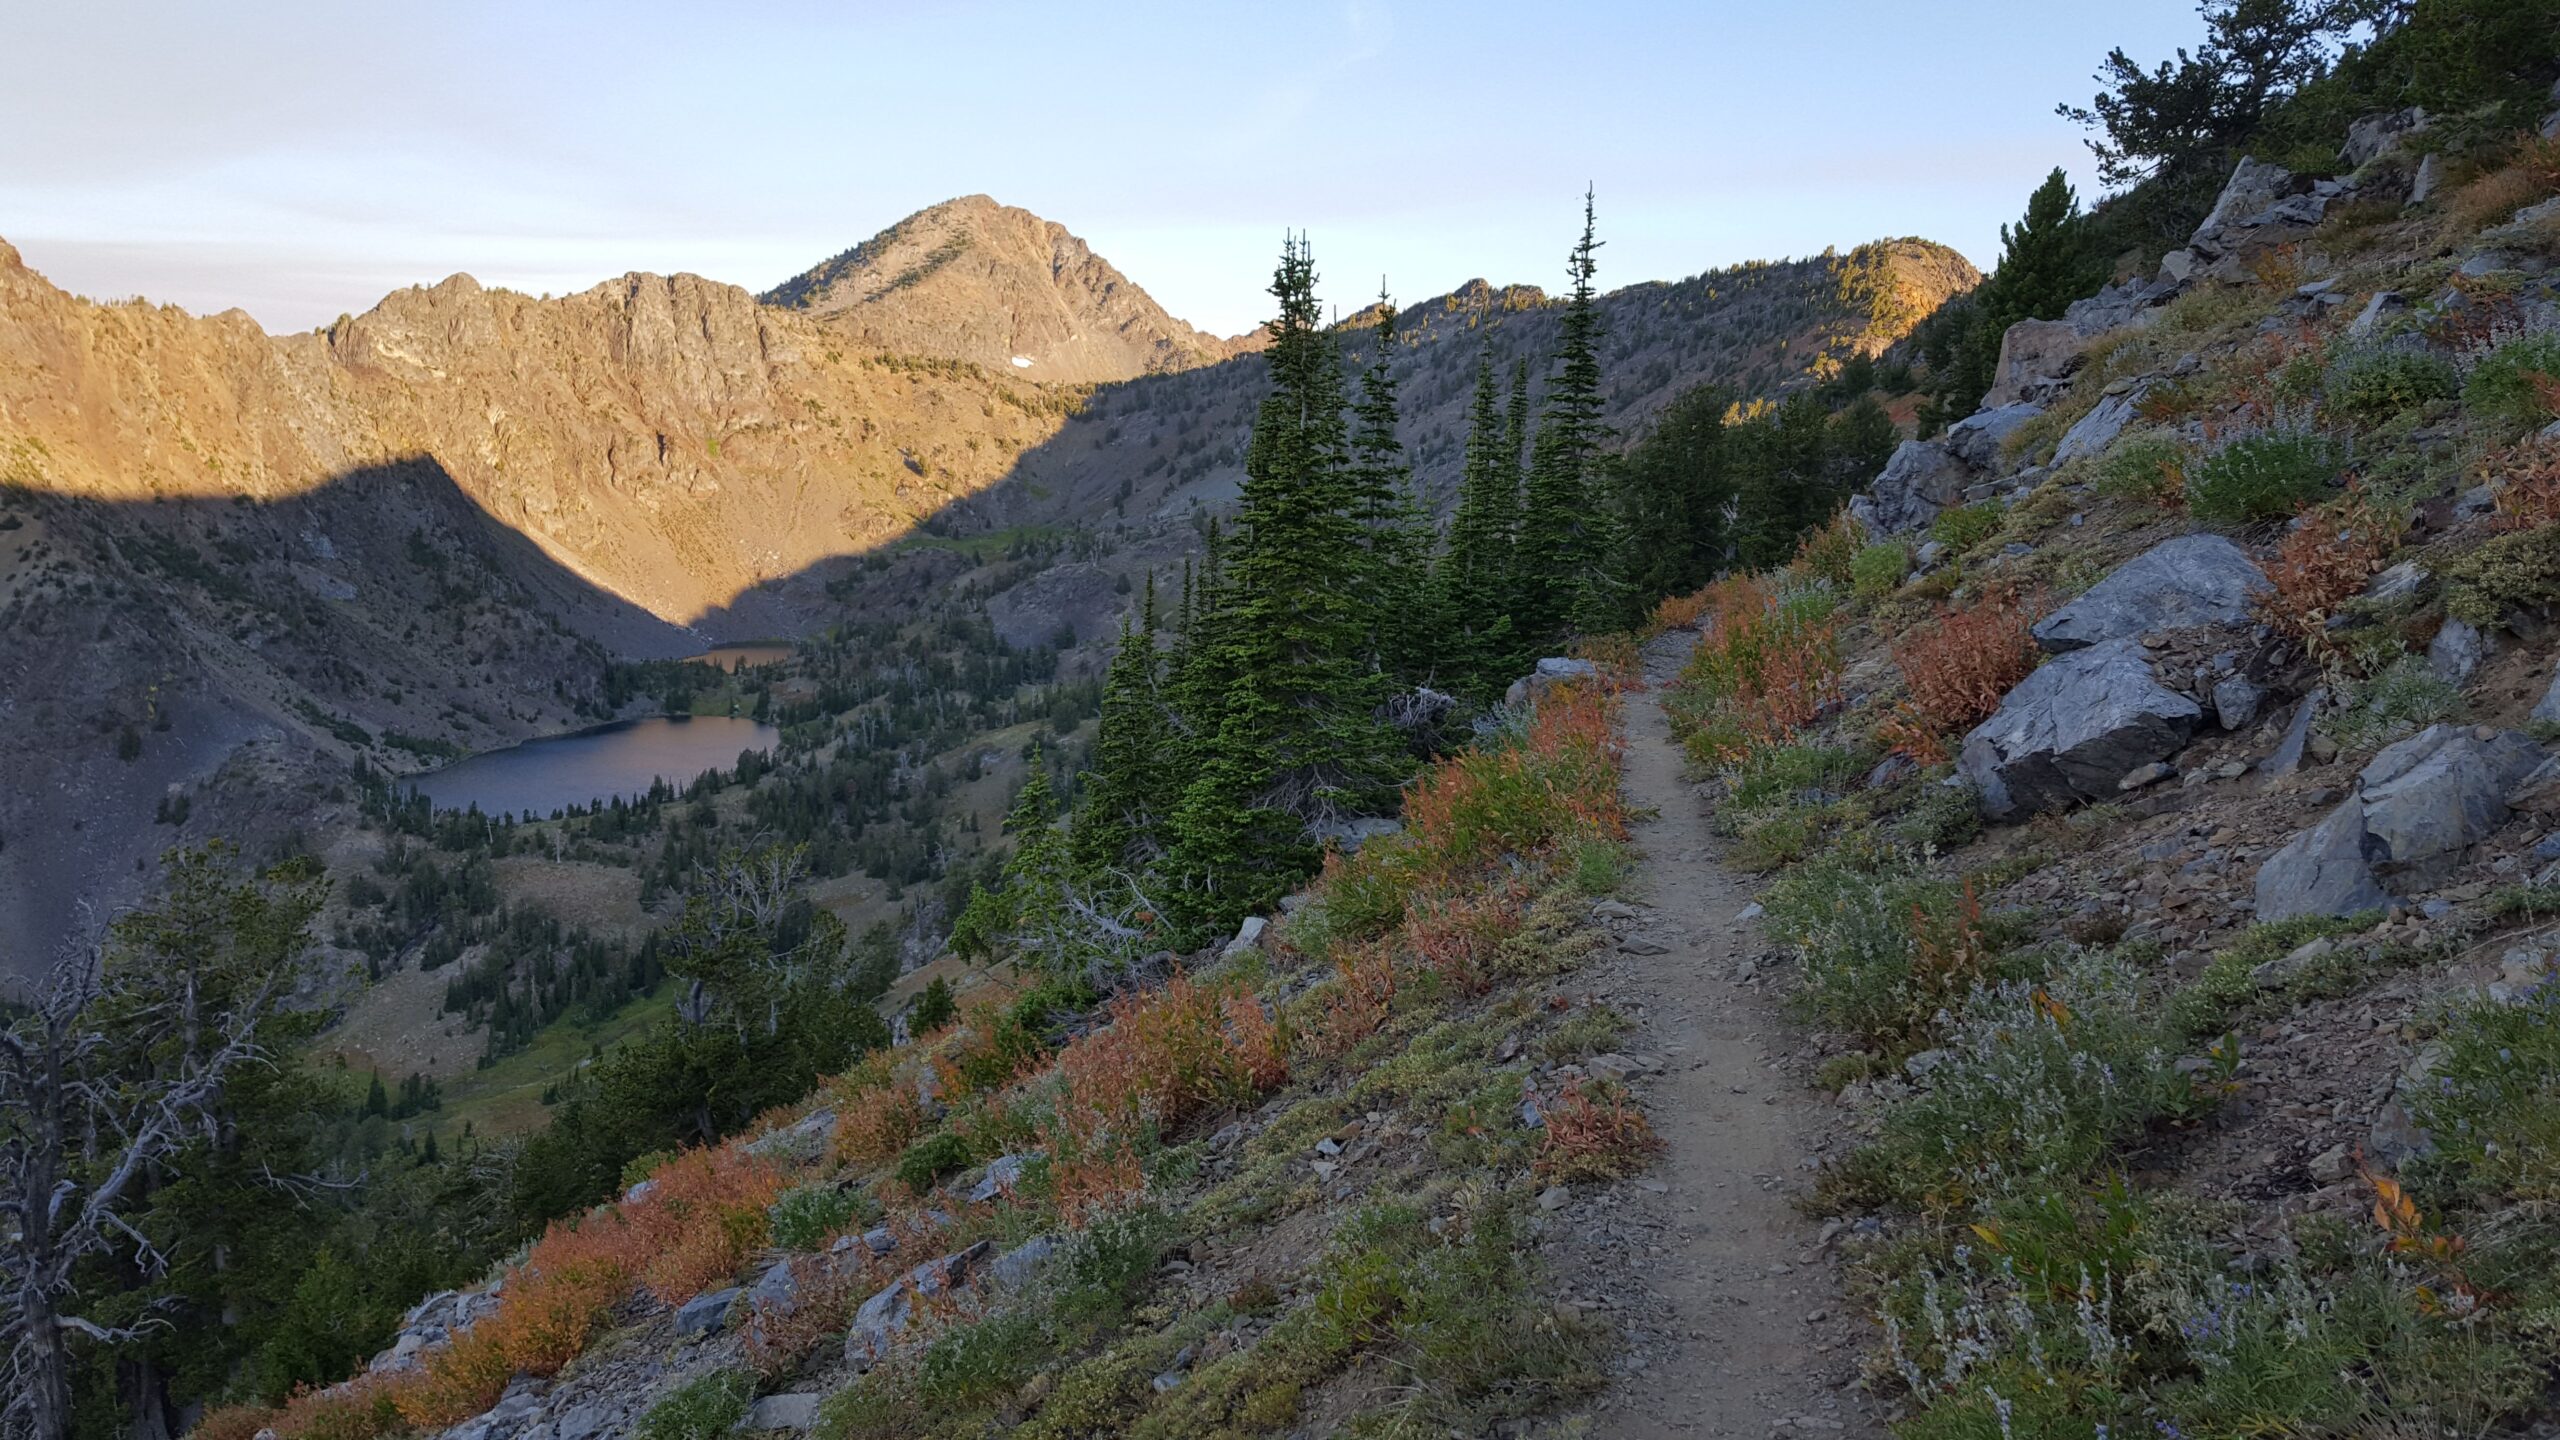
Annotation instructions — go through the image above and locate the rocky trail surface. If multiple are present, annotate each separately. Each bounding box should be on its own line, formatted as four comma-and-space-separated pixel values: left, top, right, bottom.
1556, 630, 1881, 1439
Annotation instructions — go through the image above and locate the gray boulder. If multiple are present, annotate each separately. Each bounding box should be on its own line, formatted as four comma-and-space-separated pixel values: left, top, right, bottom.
745, 1394, 824, 1432
846, 1240, 992, 1369
1308, 816, 1404, 852
672, 1286, 740, 1337
2254, 801, 2390, 923
967, 1151, 1038, 1204
2031, 535, 2270, 653
1502, 656, 1599, 708
1983, 319, 2087, 407
1945, 403, 2044, 471
749, 1258, 801, 1314
2189, 157, 2319, 260
1850, 439, 1970, 535
1959, 637, 2204, 820
2358, 724, 2544, 864
2341, 106, 2427, 168
2409, 154, 2443, 207
2256, 724, 2544, 920
2051, 386, 2147, 466
987, 1235, 1059, 1291
2531, 659, 2560, 724
2212, 675, 2265, 731
2350, 291, 2409, 338
745, 1108, 837, 1164
2426, 618, 2489, 686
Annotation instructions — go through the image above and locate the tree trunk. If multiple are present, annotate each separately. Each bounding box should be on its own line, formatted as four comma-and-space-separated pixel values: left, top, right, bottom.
21, 1289, 76, 1440
122, 1351, 177, 1440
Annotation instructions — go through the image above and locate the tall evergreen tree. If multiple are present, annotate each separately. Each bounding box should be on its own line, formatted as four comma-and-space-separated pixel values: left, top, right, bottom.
1069, 580, 1170, 878
1614, 382, 1733, 603
1924, 168, 2107, 429
1161, 237, 1408, 936
1433, 352, 1524, 698
1516, 191, 1615, 650
1344, 291, 1433, 685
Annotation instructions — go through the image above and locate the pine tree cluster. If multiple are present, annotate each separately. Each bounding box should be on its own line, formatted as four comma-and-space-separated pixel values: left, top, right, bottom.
964, 202, 1639, 964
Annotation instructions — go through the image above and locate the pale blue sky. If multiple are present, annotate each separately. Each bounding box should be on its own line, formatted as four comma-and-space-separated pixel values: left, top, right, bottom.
0, 0, 2205, 337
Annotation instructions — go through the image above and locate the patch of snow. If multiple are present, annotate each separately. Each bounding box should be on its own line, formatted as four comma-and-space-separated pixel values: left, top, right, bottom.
1010, 355, 1034, 368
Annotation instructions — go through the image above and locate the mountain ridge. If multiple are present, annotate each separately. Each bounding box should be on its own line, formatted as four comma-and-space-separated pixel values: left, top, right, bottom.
760, 193, 1241, 383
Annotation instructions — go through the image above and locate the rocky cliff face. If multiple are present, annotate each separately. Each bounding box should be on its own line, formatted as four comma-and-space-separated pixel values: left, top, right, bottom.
761, 194, 1240, 383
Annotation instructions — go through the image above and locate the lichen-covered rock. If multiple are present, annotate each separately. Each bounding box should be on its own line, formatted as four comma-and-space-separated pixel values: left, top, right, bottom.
1958, 637, 2204, 820
2031, 535, 2270, 653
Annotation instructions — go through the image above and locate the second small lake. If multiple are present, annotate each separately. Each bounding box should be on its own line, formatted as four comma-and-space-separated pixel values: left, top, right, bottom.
403, 715, 781, 819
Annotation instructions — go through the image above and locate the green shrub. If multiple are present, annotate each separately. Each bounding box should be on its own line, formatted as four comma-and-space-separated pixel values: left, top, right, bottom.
917, 1308, 1048, 1409
1877, 1186, 2535, 1440
894, 1130, 973, 1192
1761, 852, 2009, 1043
2187, 429, 2340, 523
767, 1182, 862, 1251
2323, 343, 2458, 422
2090, 433, 2188, 504
636, 1368, 752, 1440
1854, 949, 2211, 1212
1850, 541, 1911, 599
2438, 521, 2560, 625
1929, 500, 2005, 553
2414, 974, 2560, 1202
1725, 743, 1870, 811
2173, 913, 2375, 1035
2462, 330, 2560, 433
2323, 654, 2463, 750
1052, 1205, 1171, 1323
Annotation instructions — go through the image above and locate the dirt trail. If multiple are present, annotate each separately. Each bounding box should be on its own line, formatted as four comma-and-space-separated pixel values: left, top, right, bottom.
1566, 632, 1881, 1439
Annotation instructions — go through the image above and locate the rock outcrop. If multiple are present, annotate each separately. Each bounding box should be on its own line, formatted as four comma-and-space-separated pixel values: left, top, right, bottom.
1850, 439, 1976, 536
1959, 637, 2204, 820
2255, 725, 2546, 921
2031, 535, 2270, 653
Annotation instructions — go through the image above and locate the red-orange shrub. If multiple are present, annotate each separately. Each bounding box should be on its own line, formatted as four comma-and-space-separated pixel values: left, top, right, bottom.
192, 1405, 284, 1440
836, 1079, 930, 1164
1893, 588, 2042, 734
2262, 488, 2400, 640
1535, 1078, 1661, 1181
2490, 437, 2560, 533
1037, 972, 1288, 1223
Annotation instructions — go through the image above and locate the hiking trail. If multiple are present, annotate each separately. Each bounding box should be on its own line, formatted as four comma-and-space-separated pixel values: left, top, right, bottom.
1557, 629, 1883, 1438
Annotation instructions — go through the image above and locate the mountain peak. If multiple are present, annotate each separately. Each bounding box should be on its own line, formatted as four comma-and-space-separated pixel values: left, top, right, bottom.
761, 197, 1233, 384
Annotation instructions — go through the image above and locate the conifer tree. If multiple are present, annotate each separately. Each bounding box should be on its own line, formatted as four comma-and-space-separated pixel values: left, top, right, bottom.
1516, 192, 1614, 651
1161, 237, 1408, 936
1070, 583, 1170, 877
1434, 352, 1524, 697
1344, 290, 1432, 685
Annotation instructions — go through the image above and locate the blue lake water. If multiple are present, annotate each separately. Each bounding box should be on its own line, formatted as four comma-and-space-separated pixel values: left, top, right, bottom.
404, 716, 780, 819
